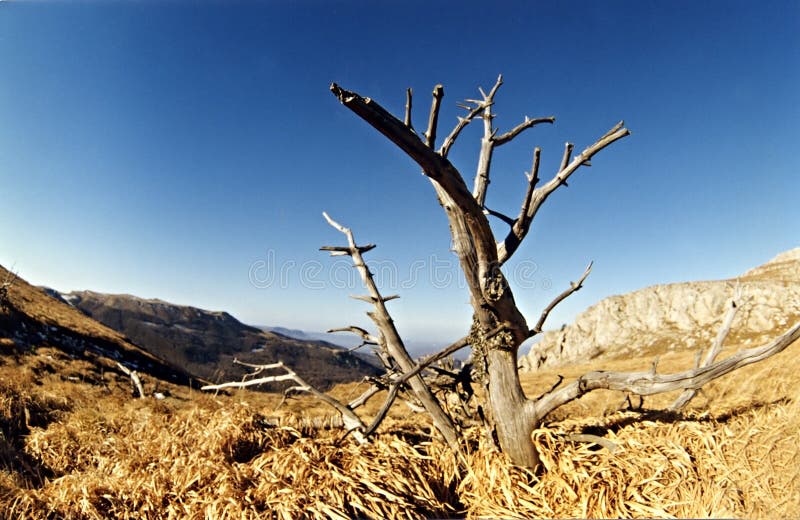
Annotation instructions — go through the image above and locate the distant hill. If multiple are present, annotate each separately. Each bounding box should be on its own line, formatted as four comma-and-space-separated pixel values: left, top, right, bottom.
0, 265, 193, 386
262, 326, 463, 360
520, 248, 800, 371
263, 326, 357, 348
61, 291, 381, 389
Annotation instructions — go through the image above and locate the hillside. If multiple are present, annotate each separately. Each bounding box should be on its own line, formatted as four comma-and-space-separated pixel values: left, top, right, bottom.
2, 261, 799, 517
520, 248, 800, 371
2, 306, 798, 518
0, 265, 192, 386
60, 291, 381, 389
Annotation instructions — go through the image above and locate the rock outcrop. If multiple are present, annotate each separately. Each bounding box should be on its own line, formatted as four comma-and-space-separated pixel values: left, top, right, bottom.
520, 248, 800, 371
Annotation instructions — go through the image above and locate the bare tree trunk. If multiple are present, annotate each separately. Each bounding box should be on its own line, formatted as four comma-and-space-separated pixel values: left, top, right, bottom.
486, 348, 540, 466
330, 79, 626, 467
321, 77, 799, 469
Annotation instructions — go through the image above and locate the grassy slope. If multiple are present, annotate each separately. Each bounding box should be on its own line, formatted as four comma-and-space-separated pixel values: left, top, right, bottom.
0, 265, 195, 386
1, 323, 798, 518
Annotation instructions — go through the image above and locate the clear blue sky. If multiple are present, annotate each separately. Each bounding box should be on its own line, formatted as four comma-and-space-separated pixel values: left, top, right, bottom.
1, 0, 798, 347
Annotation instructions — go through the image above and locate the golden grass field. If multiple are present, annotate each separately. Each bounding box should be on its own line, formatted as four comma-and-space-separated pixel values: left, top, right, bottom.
1, 329, 798, 519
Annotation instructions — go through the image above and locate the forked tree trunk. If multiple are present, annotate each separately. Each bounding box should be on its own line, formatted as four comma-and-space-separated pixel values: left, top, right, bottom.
328, 78, 800, 469
329, 79, 624, 467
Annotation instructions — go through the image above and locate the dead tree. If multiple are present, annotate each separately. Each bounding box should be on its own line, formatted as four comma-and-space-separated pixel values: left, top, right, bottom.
0, 269, 17, 311
321, 75, 800, 467
205, 76, 800, 468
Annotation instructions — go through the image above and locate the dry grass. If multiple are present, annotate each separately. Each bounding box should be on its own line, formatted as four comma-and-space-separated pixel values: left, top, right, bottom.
1, 334, 799, 518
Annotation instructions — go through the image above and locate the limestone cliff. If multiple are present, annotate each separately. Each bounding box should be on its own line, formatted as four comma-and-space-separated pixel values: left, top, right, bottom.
519, 248, 800, 371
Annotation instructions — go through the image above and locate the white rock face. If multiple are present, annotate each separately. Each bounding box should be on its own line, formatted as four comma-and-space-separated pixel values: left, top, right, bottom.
519, 248, 800, 371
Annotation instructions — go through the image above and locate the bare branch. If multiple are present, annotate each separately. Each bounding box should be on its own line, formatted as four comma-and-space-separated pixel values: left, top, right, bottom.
350, 294, 400, 303
404, 87, 414, 131
472, 96, 497, 207
320, 244, 376, 255
202, 361, 369, 444
439, 75, 506, 160
439, 104, 484, 157
394, 335, 471, 386
327, 326, 379, 345
116, 362, 145, 399
348, 383, 383, 410
565, 433, 619, 453
599, 120, 626, 141
484, 206, 516, 227
530, 262, 593, 335
559, 142, 574, 172
321, 212, 461, 452
201, 372, 296, 390
330, 83, 481, 217
363, 384, 401, 437
514, 148, 541, 228
533, 321, 800, 420
497, 123, 631, 264
670, 293, 742, 410
494, 116, 555, 146
533, 375, 564, 401
347, 340, 377, 352
425, 85, 444, 148
358, 334, 473, 436
471, 76, 553, 207
233, 358, 284, 375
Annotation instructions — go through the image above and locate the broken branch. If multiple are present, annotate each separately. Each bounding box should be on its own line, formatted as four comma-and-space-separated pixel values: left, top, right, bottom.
530, 262, 593, 335
484, 206, 516, 227
327, 326, 380, 345
404, 87, 414, 130
425, 85, 444, 148
116, 362, 145, 399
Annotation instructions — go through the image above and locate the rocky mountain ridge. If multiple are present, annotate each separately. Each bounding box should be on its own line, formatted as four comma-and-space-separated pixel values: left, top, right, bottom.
60, 290, 381, 389
519, 248, 800, 371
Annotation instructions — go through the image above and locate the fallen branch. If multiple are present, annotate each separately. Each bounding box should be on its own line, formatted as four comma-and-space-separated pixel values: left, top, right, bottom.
565, 433, 619, 453
533, 321, 800, 420
116, 362, 145, 399
202, 360, 369, 444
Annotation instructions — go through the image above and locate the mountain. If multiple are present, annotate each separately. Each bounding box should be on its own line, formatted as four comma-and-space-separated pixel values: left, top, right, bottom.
0, 265, 193, 385
61, 291, 381, 389
263, 326, 357, 348
262, 326, 461, 359
519, 248, 800, 371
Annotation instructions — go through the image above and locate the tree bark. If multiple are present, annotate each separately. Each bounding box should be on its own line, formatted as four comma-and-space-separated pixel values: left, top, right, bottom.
486, 348, 540, 466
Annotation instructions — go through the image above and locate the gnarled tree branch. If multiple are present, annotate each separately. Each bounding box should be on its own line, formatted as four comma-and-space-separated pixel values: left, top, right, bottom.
321, 212, 461, 453
497, 122, 630, 264
533, 321, 800, 420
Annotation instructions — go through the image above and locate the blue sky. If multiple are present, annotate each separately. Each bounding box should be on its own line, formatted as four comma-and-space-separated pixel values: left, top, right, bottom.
1, 0, 798, 347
